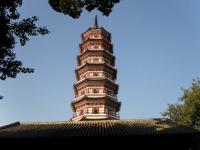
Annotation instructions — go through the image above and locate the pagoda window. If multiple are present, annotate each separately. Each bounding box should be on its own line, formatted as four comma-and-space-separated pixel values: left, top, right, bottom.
93, 34, 100, 38
89, 42, 102, 50
93, 108, 99, 114
94, 45, 98, 49
81, 48, 87, 53
93, 89, 99, 93
80, 73, 87, 80
89, 89, 93, 93
85, 108, 88, 114
99, 58, 102, 62
99, 89, 103, 93
80, 110, 84, 116
94, 72, 98, 76
93, 58, 99, 62
85, 72, 89, 77
88, 108, 92, 114
81, 60, 87, 65
79, 91, 83, 95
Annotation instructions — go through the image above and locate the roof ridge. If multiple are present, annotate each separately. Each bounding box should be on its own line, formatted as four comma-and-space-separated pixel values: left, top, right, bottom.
0, 122, 20, 130
20, 121, 67, 125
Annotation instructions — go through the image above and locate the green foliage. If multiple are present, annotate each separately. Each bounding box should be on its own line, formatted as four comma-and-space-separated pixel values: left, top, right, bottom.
162, 78, 200, 130
48, 0, 120, 18
0, 0, 49, 80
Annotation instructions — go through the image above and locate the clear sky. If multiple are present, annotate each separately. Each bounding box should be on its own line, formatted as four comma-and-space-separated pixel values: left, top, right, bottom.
1, 0, 200, 126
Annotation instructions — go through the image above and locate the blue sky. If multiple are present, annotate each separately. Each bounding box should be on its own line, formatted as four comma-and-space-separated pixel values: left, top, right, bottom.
1, 0, 200, 126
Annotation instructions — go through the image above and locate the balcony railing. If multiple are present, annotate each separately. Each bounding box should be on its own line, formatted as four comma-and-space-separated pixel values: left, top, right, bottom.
75, 93, 117, 98
73, 111, 119, 119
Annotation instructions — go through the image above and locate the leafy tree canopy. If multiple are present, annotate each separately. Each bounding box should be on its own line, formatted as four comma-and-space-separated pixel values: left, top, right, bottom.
0, 0, 49, 80
48, 0, 120, 18
162, 78, 200, 130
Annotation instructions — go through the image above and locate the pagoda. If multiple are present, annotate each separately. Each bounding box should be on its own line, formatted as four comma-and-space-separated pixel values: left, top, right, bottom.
0, 17, 199, 150
71, 16, 121, 121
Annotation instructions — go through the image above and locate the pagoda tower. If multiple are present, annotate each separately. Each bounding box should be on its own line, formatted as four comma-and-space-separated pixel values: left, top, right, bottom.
71, 16, 121, 121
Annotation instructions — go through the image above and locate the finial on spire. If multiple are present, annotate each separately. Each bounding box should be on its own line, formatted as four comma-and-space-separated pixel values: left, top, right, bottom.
94, 15, 98, 28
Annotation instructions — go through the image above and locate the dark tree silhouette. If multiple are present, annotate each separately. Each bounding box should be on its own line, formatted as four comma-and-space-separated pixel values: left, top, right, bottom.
48, 0, 120, 18
0, 0, 49, 81
1, 0, 119, 98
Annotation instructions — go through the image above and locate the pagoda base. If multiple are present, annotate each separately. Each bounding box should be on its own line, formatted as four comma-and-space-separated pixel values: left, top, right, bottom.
71, 114, 119, 121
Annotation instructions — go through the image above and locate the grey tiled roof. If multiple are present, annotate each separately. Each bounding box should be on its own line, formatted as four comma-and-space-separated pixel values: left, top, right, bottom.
0, 119, 198, 138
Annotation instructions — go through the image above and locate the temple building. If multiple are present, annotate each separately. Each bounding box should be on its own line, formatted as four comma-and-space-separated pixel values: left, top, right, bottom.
0, 16, 199, 150
71, 15, 121, 121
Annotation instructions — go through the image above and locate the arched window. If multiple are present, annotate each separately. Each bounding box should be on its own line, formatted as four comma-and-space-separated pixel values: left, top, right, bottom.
93, 108, 98, 114
80, 110, 84, 116
81, 91, 85, 95
93, 89, 98, 93
94, 72, 98, 76
93, 58, 99, 61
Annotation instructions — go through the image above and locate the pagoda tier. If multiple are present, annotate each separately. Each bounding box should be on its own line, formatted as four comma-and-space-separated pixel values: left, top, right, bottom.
81, 27, 111, 43
75, 63, 117, 82
77, 49, 115, 67
71, 95, 121, 121
73, 78, 119, 97
71, 16, 121, 121
79, 38, 113, 54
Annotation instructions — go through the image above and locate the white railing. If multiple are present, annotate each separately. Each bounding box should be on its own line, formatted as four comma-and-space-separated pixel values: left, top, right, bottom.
73, 112, 119, 119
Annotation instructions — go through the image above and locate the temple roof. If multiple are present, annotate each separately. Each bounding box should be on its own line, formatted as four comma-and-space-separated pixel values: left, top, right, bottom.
0, 119, 198, 138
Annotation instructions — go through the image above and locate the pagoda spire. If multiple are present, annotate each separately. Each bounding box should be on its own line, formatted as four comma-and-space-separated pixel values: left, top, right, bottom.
94, 15, 98, 28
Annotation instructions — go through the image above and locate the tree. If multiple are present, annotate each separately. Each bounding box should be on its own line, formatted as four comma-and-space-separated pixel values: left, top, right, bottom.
0, 0, 49, 81
162, 78, 200, 130
48, 0, 120, 19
